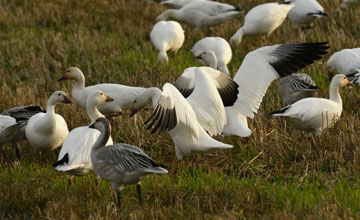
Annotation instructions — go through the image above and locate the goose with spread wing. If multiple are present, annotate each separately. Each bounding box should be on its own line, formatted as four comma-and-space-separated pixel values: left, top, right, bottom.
0, 105, 44, 159
54, 90, 114, 185
156, 1, 243, 29
131, 67, 235, 160
89, 118, 168, 208
58, 67, 146, 117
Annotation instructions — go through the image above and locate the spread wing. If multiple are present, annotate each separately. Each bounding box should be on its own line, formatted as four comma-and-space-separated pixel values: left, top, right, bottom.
233, 42, 328, 118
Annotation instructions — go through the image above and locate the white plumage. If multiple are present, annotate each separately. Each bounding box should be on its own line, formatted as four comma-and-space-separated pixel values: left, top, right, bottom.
278, 73, 320, 106
54, 90, 114, 182
191, 37, 232, 74
159, 0, 206, 9
326, 48, 360, 75
156, 1, 243, 29
270, 74, 351, 135
230, 3, 293, 46
25, 91, 72, 151
150, 21, 185, 63
285, 0, 327, 25
132, 68, 234, 160
58, 67, 146, 115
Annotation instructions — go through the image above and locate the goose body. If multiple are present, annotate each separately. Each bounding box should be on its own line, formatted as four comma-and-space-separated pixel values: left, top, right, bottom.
270, 74, 350, 135
278, 73, 320, 106
150, 21, 185, 63
132, 68, 235, 160
192, 37, 232, 74
54, 90, 114, 179
25, 91, 72, 151
89, 118, 168, 208
285, 0, 327, 25
159, 0, 206, 9
326, 48, 360, 76
230, 3, 293, 46
156, 1, 243, 29
59, 67, 146, 115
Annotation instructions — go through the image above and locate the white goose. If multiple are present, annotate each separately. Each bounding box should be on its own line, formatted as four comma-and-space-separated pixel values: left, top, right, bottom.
58, 67, 146, 116
174, 42, 328, 137
278, 73, 320, 106
25, 91, 72, 151
230, 3, 293, 46
131, 68, 234, 160
0, 106, 45, 159
150, 21, 185, 63
339, 0, 360, 9
159, 0, 207, 9
191, 37, 232, 74
326, 48, 360, 76
270, 74, 351, 135
89, 118, 168, 208
156, 1, 243, 29
284, 0, 327, 26
53, 90, 114, 185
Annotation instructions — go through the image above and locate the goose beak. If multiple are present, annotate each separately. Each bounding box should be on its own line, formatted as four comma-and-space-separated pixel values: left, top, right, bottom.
130, 107, 139, 117
63, 95, 73, 104
105, 95, 114, 102
58, 73, 68, 81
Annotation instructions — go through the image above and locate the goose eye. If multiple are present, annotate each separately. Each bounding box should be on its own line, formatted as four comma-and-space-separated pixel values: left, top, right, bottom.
100, 93, 103, 95
67, 70, 70, 72
134, 100, 137, 103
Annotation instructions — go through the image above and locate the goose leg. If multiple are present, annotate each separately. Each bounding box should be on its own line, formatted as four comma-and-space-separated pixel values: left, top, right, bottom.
136, 183, 142, 204
12, 142, 20, 161
95, 175, 100, 186
68, 175, 72, 186
116, 191, 121, 209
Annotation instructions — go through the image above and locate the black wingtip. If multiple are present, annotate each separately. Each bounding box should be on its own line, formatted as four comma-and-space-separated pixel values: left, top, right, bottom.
309, 85, 321, 90
269, 106, 291, 115
53, 153, 69, 167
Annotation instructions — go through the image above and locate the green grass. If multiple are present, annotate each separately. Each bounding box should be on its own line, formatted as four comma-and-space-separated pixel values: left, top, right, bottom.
1, 0, 360, 219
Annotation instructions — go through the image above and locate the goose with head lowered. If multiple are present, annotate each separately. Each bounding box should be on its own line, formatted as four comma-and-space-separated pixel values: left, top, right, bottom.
174, 42, 329, 138
284, 0, 327, 27
0, 105, 45, 159
230, 2, 293, 46
158, 0, 207, 9
25, 91, 72, 151
156, 1, 243, 29
270, 74, 351, 135
131, 67, 236, 160
191, 37, 232, 75
89, 117, 168, 209
58, 67, 146, 117
53, 90, 114, 185
150, 20, 185, 63
326, 48, 360, 77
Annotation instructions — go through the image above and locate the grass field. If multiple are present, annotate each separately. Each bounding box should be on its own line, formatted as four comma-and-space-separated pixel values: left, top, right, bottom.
1, 0, 360, 219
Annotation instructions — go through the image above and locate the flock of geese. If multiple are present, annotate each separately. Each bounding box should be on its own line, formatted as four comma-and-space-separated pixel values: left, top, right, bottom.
1, 0, 360, 209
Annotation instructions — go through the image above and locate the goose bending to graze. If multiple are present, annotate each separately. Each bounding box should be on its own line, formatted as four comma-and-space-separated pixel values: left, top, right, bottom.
131, 69, 234, 160
156, 1, 243, 29
326, 48, 360, 76
54, 90, 114, 185
0, 105, 45, 159
25, 91, 72, 151
150, 21, 185, 63
89, 118, 168, 208
284, 0, 327, 26
270, 74, 351, 135
58, 67, 146, 116
191, 37, 232, 74
278, 73, 320, 106
230, 3, 293, 46
159, 0, 206, 9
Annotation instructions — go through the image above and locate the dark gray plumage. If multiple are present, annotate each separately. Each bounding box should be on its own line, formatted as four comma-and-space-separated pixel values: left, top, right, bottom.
278, 73, 320, 106
89, 118, 168, 209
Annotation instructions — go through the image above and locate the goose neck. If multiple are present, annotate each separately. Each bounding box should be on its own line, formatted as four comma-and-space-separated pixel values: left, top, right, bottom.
329, 82, 342, 104
91, 124, 111, 153
86, 103, 105, 123
147, 87, 162, 108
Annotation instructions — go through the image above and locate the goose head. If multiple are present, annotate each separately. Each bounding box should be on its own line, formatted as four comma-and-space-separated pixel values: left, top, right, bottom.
58, 67, 84, 81
130, 89, 153, 117
48, 91, 73, 105
196, 50, 217, 69
89, 117, 110, 132
331, 74, 352, 88
86, 90, 114, 107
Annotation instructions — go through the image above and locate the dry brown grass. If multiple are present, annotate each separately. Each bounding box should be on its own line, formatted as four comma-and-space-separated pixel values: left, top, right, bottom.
1, 0, 360, 219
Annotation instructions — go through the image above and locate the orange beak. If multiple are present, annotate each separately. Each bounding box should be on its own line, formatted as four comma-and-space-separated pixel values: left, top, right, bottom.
105, 95, 114, 102
63, 95, 73, 104
58, 73, 68, 81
